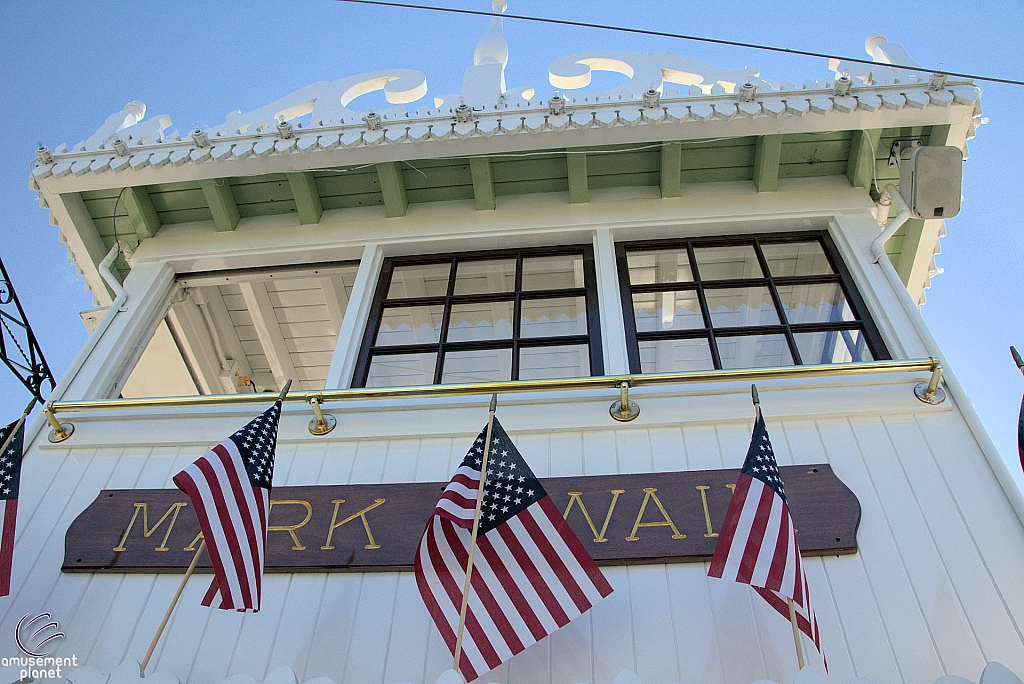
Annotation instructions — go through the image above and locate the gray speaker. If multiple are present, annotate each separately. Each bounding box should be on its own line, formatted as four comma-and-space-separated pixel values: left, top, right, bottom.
899, 146, 963, 220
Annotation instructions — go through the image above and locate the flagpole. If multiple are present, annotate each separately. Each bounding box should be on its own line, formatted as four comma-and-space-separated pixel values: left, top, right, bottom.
1012, 346, 1024, 375
0, 398, 37, 456
752, 384, 805, 670
788, 597, 806, 669
142, 379, 290, 672
453, 393, 498, 675
141, 540, 206, 671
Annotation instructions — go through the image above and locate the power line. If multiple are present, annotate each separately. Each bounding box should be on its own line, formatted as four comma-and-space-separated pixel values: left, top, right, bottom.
334, 0, 1024, 88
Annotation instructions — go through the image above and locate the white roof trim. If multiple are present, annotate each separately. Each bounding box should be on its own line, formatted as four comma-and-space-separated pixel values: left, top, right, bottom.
31, 80, 980, 192
30, 32, 983, 190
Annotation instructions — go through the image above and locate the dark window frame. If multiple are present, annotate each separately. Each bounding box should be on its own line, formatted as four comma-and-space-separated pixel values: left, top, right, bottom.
353, 245, 604, 387
615, 230, 889, 373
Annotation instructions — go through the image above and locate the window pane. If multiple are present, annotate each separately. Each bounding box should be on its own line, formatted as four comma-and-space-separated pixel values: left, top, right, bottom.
705, 287, 780, 327
693, 245, 762, 280
776, 283, 855, 324
627, 249, 694, 284
454, 259, 516, 294
519, 344, 590, 380
717, 334, 793, 369
366, 352, 437, 387
387, 263, 450, 299
794, 330, 874, 364
632, 290, 703, 332
761, 242, 833, 276
522, 255, 584, 290
442, 348, 512, 383
521, 296, 588, 338
447, 302, 513, 342
375, 305, 444, 345
639, 338, 714, 373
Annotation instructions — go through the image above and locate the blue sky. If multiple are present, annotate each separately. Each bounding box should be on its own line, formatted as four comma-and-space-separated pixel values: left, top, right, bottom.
0, 1, 1021, 483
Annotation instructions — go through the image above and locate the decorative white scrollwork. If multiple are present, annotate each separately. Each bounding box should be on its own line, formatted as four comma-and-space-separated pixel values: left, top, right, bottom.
829, 34, 925, 86
548, 51, 777, 99
206, 69, 428, 137
80, 101, 172, 152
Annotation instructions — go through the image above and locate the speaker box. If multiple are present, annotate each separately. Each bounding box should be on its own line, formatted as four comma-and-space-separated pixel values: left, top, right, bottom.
899, 146, 963, 220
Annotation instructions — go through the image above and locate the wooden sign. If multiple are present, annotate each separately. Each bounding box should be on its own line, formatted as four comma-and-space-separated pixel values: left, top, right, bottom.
63, 465, 859, 573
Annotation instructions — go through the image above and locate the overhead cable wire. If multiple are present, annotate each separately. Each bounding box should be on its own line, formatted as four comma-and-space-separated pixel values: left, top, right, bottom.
333, 0, 1024, 87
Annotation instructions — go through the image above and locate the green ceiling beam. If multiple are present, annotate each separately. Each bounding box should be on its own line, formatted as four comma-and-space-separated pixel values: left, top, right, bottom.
752, 135, 783, 192
927, 124, 952, 147
199, 179, 240, 232
287, 172, 323, 224
122, 185, 160, 240
469, 157, 495, 210
846, 129, 883, 191
660, 143, 681, 198
567, 152, 588, 203
376, 162, 408, 217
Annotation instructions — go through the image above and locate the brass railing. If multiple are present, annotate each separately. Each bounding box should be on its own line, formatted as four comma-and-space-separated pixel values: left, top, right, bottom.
43, 358, 943, 441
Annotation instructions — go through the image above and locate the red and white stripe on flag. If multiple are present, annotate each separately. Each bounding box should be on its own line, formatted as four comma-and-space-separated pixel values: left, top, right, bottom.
709, 473, 800, 593
710, 474, 823, 656
0, 418, 26, 597
708, 413, 824, 667
0, 499, 18, 596
173, 401, 280, 612
174, 439, 268, 611
415, 419, 612, 682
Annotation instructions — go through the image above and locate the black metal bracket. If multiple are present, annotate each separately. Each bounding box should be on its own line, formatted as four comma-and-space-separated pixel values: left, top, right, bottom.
0, 257, 55, 401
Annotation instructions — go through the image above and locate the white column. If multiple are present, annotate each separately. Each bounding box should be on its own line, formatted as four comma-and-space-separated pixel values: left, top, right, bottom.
830, 213, 921, 359
593, 228, 629, 375
325, 243, 384, 389
50, 260, 177, 403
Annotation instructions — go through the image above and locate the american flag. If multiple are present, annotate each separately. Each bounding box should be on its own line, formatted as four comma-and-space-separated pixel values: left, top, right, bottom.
173, 400, 281, 612
708, 412, 824, 665
0, 417, 25, 597
415, 417, 613, 682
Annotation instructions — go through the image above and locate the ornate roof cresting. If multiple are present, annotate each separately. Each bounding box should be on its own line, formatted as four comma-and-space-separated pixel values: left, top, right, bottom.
30, 20, 981, 184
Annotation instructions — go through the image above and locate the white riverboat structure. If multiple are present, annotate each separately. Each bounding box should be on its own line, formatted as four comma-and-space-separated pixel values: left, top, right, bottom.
8, 7, 1023, 684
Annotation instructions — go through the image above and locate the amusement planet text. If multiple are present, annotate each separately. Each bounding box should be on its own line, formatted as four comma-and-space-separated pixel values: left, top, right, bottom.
2, 655, 78, 680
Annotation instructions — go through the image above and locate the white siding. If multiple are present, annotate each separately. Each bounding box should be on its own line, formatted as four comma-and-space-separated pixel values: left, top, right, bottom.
5, 381, 1024, 684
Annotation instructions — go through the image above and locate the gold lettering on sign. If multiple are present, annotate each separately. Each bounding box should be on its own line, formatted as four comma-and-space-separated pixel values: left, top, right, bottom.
268, 500, 314, 550
321, 499, 386, 550
562, 490, 625, 542
726, 484, 736, 494
114, 502, 188, 552
185, 532, 204, 551
626, 488, 686, 541
695, 486, 718, 538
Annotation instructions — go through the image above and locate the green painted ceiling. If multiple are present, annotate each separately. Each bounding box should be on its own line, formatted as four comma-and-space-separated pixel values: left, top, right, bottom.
78, 126, 933, 278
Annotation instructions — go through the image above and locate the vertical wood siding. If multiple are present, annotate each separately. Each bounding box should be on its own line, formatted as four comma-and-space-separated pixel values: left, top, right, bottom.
4, 404, 1023, 684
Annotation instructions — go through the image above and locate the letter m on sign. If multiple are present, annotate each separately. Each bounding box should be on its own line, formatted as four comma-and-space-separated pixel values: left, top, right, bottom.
113, 502, 188, 552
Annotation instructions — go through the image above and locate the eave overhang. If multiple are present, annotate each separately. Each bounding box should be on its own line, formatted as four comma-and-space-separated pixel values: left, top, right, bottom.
28, 33, 983, 308
32, 80, 980, 193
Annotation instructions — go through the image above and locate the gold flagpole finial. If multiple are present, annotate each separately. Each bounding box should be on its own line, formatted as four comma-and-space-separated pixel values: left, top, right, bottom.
277, 379, 293, 404
751, 384, 760, 406
489, 392, 498, 412
1012, 346, 1024, 372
